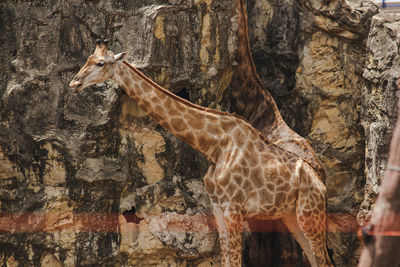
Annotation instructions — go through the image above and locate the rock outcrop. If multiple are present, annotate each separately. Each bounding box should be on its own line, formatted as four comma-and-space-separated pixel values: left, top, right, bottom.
358, 11, 400, 225
0, 0, 399, 266
243, 0, 381, 265
0, 1, 235, 266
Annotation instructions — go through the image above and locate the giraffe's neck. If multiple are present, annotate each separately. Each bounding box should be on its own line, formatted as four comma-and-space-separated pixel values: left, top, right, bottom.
112, 61, 227, 163
230, 0, 325, 178
231, 0, 284, 135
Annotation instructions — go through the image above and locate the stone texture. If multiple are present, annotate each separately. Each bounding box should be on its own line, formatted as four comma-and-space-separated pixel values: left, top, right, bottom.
147, 212, 217, 256
246, 0, 300, 97
243, 0, 379, 266
41, 253, 63, 267
358, 12, 400, 225
0, 0, 398, 266
0, 0, 233, 266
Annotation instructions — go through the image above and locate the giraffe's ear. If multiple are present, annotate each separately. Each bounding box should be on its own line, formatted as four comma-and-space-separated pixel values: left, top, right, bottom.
113, 52, 127, 62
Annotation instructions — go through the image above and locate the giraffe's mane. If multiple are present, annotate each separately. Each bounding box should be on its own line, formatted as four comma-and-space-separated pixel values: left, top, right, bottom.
121, 60, 280, 147
122, 60, 243, 119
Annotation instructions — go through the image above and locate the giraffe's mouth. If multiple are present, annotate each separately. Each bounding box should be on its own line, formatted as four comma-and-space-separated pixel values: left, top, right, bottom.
69, 80, 83, 92
74, 84, 82, 92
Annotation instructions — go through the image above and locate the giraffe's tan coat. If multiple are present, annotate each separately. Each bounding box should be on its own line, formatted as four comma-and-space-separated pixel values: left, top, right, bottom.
70, 36, 332, 267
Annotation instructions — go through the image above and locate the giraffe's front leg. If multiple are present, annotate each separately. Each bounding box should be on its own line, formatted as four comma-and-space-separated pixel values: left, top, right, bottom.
204, 167, 244, 266
212, 206, 230, 266
225, 212, 244, 266
212, 206, 244, 267
203, 167, 231, 266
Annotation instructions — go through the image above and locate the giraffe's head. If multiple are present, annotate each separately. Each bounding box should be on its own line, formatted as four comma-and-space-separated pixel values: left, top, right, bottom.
69, 40, 127, 92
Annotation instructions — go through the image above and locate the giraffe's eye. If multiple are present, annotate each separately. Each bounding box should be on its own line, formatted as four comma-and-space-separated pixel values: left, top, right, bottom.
96, 61, 105, 67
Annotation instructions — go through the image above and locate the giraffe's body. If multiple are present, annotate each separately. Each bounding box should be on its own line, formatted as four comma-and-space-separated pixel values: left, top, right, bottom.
70, 41, 332, 266
228, 1, 332, 265
230, 0, 325, 179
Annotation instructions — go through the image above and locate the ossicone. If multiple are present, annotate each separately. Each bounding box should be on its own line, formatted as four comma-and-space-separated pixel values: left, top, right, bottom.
95, 39, 109, 50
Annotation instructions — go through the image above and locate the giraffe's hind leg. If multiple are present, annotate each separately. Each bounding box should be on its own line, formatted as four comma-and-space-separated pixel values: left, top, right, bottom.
291, 161, 332, 267
282, 214, 317, 266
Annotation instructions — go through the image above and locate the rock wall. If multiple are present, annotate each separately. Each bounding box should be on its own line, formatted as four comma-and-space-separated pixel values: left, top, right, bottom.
358, 11, 400, 225
0, 0, 399, 266
244, 0, 382, 266
0, 1, 236, 266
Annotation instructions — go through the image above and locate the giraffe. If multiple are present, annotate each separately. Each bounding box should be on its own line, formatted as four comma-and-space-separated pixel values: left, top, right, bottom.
230, 0, 330, 265
230, 0, 325, 180
69, 40, 332, 267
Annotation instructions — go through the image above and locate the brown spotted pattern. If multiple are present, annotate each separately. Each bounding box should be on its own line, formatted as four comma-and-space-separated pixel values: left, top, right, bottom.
230, 0, 325, 180
70, 40, 332, 267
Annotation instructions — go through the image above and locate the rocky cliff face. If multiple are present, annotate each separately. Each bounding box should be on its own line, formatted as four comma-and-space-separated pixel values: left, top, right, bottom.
0, 1, 235, 266
245, 0, 381, 266
358, 12, 400, 226
0, 0, 398, 266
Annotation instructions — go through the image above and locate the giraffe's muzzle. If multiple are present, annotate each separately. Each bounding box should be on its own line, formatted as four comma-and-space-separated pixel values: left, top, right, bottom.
69, 78, 83, 92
